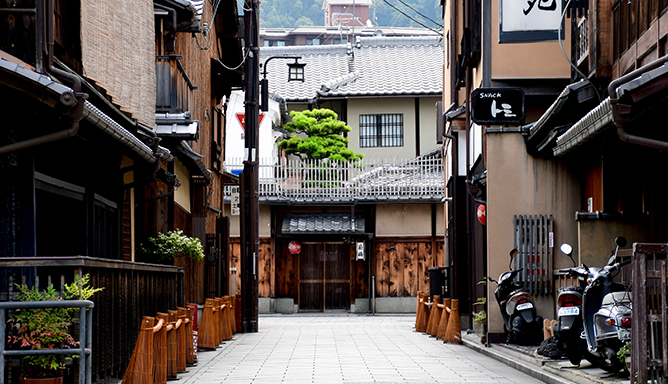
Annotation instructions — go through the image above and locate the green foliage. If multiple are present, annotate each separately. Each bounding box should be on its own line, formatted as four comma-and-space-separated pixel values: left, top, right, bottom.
617, 341, 631, 370
473, 310, 487, 326
7, 276, 103, 379
278, 109, 364, 162
140, 229, 205, 262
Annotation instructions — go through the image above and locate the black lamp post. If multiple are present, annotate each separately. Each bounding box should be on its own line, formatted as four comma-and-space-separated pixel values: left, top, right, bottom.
260, 56, 305, 111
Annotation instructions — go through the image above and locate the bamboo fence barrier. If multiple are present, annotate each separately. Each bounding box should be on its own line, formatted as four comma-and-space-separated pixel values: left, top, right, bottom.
213, 298, 222, 345
166, 312, 178, 379
436, 298, 451, 340
153, 314, 168, 384
122, 317, 155, 384
183, 307, 195, 365
427, 295, 442, 337
171, 309, 186, 373
198, 298, 217, 349
443, 299, 461, 344
222, 300, 233, 341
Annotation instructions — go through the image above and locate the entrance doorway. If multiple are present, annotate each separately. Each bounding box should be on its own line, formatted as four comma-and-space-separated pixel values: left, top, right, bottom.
299, 243, 350, 311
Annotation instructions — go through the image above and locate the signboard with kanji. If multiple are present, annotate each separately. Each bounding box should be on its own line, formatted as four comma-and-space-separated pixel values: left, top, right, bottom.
471, 87, 525, 125
230, 186, 240, 216
499, 0, 564, 42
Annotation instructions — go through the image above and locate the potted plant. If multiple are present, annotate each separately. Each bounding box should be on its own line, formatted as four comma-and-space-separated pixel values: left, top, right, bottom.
6, 274, 103, 384
617, 340, 631, 374
139, 229, 205, 263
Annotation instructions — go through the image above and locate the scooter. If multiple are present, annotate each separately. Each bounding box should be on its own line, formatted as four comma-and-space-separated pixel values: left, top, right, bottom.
489, 248, 544, 345
553, 243, 591, 366
558, 237, 631, 372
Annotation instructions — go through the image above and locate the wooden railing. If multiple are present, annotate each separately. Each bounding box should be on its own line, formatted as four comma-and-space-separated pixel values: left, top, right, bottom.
575, 16, 589, 66
630, 243, 667, 384
156, 55, 196, 113
0, 257, 184, 384
224, 155, 445, 203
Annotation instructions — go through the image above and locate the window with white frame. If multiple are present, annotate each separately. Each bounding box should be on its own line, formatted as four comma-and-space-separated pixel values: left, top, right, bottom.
359, 114, 404, 148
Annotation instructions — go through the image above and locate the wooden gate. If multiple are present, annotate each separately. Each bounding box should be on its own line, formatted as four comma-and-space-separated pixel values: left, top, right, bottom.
299, 243, 350, 311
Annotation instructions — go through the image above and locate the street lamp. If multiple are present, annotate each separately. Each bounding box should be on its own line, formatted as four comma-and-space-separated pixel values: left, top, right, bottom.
260, 56, 305, 111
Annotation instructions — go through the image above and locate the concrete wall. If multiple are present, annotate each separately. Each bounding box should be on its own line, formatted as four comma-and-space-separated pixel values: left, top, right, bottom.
577, 219, 649, 268
376, 204, 444, 237
227, 204, 272, 237
346, 97, 441, 160
485, 132, 580, 335
490, 2, 571, 80
174, 159, 191, 213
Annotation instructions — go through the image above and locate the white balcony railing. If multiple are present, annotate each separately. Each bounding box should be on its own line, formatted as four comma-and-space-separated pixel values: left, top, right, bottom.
224, 154, 445, 203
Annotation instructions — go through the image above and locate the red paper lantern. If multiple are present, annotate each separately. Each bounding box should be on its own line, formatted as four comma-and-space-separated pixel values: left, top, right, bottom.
477, 204, 486, 225
288, 241, 302, 255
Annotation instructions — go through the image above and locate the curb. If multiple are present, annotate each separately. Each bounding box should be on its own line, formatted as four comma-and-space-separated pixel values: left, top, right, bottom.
461, 337, 586, 384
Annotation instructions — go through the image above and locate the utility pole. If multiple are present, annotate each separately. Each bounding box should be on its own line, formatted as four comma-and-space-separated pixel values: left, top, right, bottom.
241, 0, 260, 333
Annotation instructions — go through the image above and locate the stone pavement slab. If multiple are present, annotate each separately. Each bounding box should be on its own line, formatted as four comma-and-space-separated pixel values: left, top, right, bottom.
179, 315, 545, 383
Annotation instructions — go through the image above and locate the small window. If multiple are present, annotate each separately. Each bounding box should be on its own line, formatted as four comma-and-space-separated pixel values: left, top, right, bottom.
307, 38, 320, 45
264, 40, 286, 47
359, 114, 404, 148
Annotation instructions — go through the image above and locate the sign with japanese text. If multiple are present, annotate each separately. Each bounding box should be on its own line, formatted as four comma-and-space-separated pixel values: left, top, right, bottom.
230, 186, 240, 216
235, 113, 265, 131
471, 88, 525, 125
500, 0, 564, 42
356, 241, 365, 260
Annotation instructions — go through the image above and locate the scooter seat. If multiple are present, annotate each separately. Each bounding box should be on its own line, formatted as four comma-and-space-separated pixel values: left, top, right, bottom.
602, 291, 631, 305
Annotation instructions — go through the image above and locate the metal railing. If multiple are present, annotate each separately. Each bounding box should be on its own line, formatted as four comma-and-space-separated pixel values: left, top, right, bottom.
0, 257, 183, 383
0, 300, 94, 384
224, 155, 445, 203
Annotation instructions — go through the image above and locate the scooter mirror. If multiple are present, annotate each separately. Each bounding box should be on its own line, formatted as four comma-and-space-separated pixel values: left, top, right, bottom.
615, 237, 627, 248
560, 243, 573, 257
509, 248, 519, 258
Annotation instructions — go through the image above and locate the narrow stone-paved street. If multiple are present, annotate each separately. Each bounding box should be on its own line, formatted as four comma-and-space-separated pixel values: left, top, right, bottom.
180, 315, 544, 383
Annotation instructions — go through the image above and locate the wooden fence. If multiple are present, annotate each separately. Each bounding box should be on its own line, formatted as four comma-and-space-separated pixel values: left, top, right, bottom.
631, 243, 667, 384
0, 257, 183, 384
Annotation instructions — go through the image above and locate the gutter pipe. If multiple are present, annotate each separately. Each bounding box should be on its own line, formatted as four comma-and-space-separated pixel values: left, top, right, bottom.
609, 54, 668, 151
0, 0, 86, 156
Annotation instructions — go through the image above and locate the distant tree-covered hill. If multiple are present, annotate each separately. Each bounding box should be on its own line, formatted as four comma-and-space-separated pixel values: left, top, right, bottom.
259, 0, 443, 30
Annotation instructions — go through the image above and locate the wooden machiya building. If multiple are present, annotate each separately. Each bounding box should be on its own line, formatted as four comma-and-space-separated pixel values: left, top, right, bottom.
225, 154, 446, 313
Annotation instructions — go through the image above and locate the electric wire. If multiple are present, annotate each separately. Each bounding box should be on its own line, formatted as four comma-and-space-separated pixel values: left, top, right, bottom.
380, 0, 443, 36
393, 0, 443, 28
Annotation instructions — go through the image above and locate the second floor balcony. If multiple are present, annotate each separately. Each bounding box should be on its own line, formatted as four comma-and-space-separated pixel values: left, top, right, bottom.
224, 151, 445, 204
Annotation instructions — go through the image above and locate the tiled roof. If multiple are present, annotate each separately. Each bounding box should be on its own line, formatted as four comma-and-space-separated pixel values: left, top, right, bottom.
281, 213, 366, 234
259, 36, 443, 102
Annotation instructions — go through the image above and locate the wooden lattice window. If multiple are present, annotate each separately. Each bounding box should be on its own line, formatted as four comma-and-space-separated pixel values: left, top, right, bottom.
513, 215, 554, 295
359, 114, 404, 148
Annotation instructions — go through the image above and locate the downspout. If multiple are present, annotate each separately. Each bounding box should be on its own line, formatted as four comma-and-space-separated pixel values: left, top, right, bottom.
609, 54, 668, 151
464, 0, 474, 331
0, 0, 86, 156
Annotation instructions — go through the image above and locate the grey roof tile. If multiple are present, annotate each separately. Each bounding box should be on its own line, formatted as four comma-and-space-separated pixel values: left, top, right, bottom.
259, 36, 443, 102
281, 213, 366, 234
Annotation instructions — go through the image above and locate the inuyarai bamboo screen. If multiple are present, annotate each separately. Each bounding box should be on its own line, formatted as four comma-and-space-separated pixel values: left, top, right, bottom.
80, 0, 156, 128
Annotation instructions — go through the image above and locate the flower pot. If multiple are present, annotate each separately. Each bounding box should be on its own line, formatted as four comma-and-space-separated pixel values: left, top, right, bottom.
19, 377, 63, 384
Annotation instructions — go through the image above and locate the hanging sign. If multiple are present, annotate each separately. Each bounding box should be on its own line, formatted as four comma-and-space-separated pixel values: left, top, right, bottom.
356, 241, 365, 260
471, 88, 525, 125
477, 204, 486, 225
288, 241, 302, 255
230, 186, 240, 216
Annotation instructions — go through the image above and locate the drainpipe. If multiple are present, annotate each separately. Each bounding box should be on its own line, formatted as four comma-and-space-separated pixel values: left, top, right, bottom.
609, 54, 668, 151
464, 0, 474, 332
0, 0, 86, 156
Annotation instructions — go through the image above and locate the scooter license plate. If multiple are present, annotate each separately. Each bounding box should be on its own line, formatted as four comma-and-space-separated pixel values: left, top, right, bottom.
558, 306, 580, 316
516, 302, 533, 311
618, 329, 631, 340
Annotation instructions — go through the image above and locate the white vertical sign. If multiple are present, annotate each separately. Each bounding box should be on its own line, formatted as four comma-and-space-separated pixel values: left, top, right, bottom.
356, 241, 365, 260
230, 186, 240, 216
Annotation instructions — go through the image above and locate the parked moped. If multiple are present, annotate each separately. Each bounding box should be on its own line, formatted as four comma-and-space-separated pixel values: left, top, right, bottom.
553, 243, 591, 366
489, 248, 544, 345
558, 237, 631, 372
